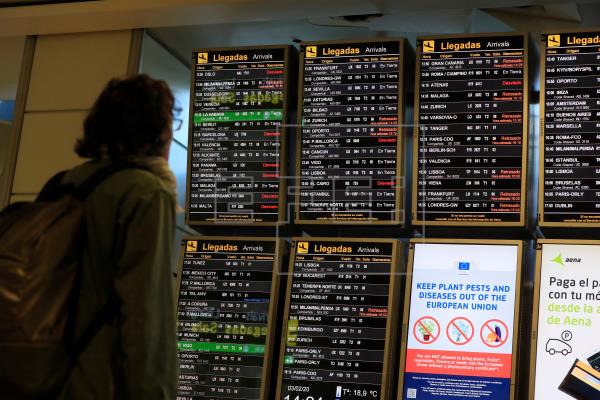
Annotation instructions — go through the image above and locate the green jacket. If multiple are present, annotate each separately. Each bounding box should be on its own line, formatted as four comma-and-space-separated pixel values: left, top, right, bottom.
57, 160, 177, 399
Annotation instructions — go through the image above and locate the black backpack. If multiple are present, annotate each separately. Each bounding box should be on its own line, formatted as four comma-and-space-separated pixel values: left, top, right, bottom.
0, 163, 141, 399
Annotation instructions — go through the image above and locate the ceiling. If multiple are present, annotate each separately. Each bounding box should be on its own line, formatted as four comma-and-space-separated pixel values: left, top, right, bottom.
148, 2, 600, 66
1, 0, 599, 37
0, 0, 94, 6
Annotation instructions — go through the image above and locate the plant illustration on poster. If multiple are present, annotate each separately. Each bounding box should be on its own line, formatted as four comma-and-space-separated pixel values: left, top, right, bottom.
414, 316, 440, 344
446, 317, 474, 346
402, 242, 520, 400
532, 243, 600, 400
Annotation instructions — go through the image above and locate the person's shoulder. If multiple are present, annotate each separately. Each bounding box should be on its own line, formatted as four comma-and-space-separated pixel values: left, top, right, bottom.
66, 161, 176, 226
65, 160, 171, 198
112, 168, 167, 193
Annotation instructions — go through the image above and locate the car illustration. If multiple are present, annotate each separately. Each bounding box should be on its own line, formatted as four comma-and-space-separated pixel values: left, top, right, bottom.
546, 338, 572, 356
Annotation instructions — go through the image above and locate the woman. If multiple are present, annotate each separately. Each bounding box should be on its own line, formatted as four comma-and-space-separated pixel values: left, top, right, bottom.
58, 74, 178, 399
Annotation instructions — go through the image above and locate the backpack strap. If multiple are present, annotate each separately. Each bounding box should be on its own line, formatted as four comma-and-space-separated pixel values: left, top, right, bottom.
69, 294, 120, 358
65, 162, 147, 366
37, 171, 72, 202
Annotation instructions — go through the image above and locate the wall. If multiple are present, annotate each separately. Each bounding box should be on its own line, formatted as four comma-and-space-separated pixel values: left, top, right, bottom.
0, 123, 13, 183
0, 36, 25, 99
0, 35, 25, 203
6, 30, 135, 204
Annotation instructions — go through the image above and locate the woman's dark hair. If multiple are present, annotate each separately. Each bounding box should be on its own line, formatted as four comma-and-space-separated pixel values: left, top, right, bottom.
76, 74, 174, 159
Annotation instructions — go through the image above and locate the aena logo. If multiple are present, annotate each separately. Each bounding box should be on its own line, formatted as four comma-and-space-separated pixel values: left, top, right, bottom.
551, 254, 581, 266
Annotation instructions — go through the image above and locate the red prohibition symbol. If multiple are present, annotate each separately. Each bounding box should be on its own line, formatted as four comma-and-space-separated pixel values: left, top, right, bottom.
446, 317, 474, 345
413, 316, 440, 345
480, 319, 509, 348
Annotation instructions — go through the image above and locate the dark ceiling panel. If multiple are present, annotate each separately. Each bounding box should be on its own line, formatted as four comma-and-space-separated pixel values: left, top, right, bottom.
0, 0, 98, 7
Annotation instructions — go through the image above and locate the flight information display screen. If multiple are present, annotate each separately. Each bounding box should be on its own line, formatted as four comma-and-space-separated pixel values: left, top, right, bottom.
541, 32, 600, 225
414, 34, 528, 225
295, 39, 405, 224
176, 238, 280, 400
187, 46, 290, 225
277, 238, 399, 400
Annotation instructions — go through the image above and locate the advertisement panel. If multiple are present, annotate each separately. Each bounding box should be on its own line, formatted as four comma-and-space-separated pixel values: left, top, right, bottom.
531, 241, 600, 399
400, 240, 521, 400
